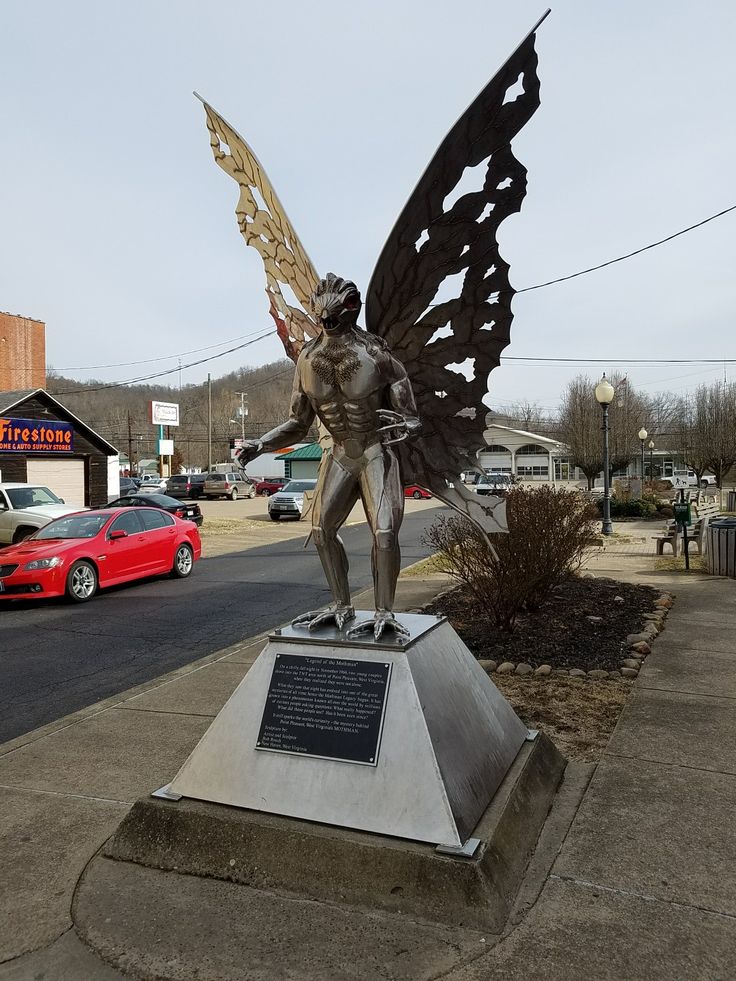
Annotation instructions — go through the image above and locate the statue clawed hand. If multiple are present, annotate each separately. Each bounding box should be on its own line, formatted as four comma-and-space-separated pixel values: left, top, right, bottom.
236, 439, 263, 468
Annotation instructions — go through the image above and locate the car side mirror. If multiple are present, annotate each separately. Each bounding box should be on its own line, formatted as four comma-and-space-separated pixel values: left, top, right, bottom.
58, 498, 65, 504
109, 529, 128, 540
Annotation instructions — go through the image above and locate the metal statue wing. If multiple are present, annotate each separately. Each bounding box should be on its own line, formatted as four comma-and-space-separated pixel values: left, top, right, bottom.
196, 94, 321, 362
364, 15, 548, 533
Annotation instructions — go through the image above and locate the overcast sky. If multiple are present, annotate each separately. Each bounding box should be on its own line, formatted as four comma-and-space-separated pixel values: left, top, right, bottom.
2, 1, 735, 412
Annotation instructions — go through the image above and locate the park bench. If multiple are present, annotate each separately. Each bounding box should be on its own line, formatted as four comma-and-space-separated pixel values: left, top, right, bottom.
654, 499, 720, 556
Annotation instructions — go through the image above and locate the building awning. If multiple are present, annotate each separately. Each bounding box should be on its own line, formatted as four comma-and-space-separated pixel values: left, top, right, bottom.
278, 443, 322, 461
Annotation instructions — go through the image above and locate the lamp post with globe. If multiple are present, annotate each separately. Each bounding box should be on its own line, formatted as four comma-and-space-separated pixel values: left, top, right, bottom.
638, 427, 648, 493
595, 374, 615, 536
648, 439, 655, 486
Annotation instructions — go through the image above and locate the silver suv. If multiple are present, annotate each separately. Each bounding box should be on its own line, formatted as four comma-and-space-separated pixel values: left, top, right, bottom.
267, 479, 317, 520
203, 471, 256, 501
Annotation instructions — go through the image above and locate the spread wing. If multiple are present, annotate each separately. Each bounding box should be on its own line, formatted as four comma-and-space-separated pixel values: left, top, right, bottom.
365, 16, 548, 529
196, 94, 320, 362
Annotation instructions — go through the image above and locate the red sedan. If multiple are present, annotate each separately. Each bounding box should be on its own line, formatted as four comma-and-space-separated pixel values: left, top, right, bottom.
0, 508, 201, 603
404, 485, 432, 500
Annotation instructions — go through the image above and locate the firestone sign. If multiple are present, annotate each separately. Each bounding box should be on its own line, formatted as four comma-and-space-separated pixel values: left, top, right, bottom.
0, 416, 74, 453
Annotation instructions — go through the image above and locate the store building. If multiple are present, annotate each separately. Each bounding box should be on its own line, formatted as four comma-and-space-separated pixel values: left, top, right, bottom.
479, 424, 580, 482
278, 442, 322, 480
0, 312, 46, 390
0, 389, 119, 507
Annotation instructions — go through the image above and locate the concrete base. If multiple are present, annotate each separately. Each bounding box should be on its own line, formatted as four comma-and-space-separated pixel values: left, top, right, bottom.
98, 731, 564, 933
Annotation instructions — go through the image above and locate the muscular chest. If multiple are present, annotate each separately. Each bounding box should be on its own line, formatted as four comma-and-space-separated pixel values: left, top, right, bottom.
303, 343, 384, 402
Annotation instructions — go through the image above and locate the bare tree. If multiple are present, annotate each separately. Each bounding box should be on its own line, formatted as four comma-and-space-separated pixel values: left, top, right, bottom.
558, 375, 603, 489
679, 382, 736, 488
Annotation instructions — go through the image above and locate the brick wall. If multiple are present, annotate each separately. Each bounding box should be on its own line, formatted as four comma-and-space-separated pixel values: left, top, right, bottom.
0, 312, 46, 390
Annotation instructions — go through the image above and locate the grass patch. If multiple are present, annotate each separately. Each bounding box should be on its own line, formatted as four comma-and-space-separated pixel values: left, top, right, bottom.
654, 554, 706, 572
199, 518, 261, 535
400, 554, 447, 578
493, 674, 631, 762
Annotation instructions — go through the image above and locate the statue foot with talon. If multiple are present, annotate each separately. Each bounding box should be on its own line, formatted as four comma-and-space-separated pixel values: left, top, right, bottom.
292, 604, 356, 632
346, 610, 410, 642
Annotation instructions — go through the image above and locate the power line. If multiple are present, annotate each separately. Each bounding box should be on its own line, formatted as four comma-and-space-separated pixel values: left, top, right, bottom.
51, 329, 277, 395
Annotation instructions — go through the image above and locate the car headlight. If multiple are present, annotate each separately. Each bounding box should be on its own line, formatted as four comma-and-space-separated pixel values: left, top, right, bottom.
23, 556, 62, 571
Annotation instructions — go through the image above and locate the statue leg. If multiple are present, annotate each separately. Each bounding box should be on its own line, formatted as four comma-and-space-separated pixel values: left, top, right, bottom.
292, 454, 360, 632
347, 447, 408, 641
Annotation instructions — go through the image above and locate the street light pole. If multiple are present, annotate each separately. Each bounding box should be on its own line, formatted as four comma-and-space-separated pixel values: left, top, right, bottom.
638, 427, 648, 493
595, 374, 615, 536
648, 439, 655, 486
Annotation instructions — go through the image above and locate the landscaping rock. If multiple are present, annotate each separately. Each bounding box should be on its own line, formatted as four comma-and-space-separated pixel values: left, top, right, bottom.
534, 664, 552, 676
553, 669, 569, 676
642, 612, 664, 622
642, 622, 659, 637
496, 662, 515, 674
621, 667, 639, 678
631, 641, 651, 656
586, 615, 604, 624
478, 659, 496, 673
569, 668, 587, 678
622, 658, 642, 669
626, 632, 650, 646
607, 669, 621, 677
655, 593, 673, 609
613, 595, 625, 604
588, 669, 609, 679
515, 663, 533, 676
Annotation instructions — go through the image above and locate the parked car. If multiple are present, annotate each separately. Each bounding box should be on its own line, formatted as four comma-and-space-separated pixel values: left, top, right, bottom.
106, 493, 203, 527
118, 477, 138, 497
203, 471, 256, 501
165, 473, 207, 499
255, 477, 289, 497
0, 508, 201, 603
0, 483, 83, 545
404, 484, 432, 500
137, 475, 168, 494
267, 479, 318, 520
475, 473, 514, 496
661, 471, 717, 490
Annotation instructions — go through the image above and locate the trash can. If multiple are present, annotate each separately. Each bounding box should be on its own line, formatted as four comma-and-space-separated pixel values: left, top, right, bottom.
728, 490, 736, 512
706, 518, 736, 577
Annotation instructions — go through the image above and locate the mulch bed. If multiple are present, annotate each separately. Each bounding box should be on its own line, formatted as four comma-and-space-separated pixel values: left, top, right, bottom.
425, 574, 658, 672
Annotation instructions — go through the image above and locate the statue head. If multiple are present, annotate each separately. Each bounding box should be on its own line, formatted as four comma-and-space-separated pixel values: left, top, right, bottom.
311, 273, 362, 335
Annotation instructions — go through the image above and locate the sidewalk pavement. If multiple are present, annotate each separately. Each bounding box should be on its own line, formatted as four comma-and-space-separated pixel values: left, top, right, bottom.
1, 528, 735, 979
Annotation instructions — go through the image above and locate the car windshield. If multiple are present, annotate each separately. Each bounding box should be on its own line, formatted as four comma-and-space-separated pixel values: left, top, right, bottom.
6, 486, 63, 508
34, 514, 108, 540
283, 481, 317, 493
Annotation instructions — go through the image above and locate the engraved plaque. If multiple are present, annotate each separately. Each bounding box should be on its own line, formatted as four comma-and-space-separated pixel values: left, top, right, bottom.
256, 654, 391, 766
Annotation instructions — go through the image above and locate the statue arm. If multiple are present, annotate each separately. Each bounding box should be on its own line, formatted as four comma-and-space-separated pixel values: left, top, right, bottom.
376, 354, 421, 444
237, 365, 315, 464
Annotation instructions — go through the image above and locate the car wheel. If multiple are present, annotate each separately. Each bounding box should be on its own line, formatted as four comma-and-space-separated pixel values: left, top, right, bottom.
66, 560, 98, 603
12, 526, 35, 544
270, 513, 280, 521
248, 487, 256, 498
701, 480, 709, 489
171, 543, 194, 579
260, 489, 271, 497
230, 488, 238, 501
412, 490, 422, 499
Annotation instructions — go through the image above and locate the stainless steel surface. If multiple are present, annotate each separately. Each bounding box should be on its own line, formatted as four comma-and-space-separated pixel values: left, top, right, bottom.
151, 785, 183, 801
274, 610, 445, 652
435, 837, 482, 858
167, 618, 527, 847
199, 16, 549, 635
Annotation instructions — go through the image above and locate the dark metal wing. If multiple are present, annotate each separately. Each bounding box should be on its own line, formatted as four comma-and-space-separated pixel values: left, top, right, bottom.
365, 14, 548, 523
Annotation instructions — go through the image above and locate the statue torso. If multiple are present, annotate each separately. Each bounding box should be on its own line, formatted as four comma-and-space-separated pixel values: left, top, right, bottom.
300, 336, 389, 458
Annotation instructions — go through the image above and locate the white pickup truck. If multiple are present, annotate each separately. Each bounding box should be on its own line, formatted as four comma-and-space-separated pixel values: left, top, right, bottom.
0, 483, 83, 545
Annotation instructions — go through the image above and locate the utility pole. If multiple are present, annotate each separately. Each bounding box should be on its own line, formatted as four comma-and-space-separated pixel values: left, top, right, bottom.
207, 373, 212, 471
235, 391, 248, 442
127, 410, 133, 475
